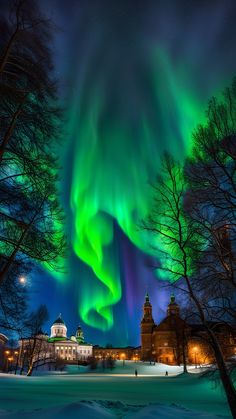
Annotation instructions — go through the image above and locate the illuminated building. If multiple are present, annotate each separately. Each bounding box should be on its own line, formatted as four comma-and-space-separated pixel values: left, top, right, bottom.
19, 315, 93, 366
93, 346, 141, 361
141, 293, 236, 365
48, 315, 93, 361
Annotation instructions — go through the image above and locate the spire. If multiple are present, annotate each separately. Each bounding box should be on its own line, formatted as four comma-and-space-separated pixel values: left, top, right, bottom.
170, 294, 175, 304
144, 292, 151, 306
142, 292, 154, 323
76, 325, 84, 343
167, 294, 180, 316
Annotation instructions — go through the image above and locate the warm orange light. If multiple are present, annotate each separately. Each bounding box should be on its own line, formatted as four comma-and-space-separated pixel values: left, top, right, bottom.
193, 346, 198, 352
5, 350, 10, 355
14, 351, 18, 355
19, 276, 26, 284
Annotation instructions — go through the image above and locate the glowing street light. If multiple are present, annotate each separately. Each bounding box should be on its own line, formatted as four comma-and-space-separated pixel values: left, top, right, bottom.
120, 353, 126, 366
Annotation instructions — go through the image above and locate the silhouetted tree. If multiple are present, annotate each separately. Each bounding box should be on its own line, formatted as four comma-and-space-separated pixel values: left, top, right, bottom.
143, 154, 236, 417
0, 263, 28, 332
0, 0, 66, 287
19, 304, 52, 376
184, 80, 236, 326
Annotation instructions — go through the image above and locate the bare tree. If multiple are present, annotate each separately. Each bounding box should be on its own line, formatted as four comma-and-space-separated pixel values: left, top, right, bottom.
0, 264, 28, 332
142, 154, 236, 416
19, 304, 54, 376
184, 81, 236, 330
0, 0, 66, 285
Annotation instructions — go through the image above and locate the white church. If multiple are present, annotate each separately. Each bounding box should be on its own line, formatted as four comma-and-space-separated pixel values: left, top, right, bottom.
48, 315, 93, 361
19, 315, 93, 364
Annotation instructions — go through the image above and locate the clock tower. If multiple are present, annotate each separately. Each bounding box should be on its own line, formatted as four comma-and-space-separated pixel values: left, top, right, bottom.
141, 293, 155, 360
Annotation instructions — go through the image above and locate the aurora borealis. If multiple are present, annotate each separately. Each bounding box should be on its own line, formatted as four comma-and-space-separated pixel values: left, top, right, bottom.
37, 0, 236, 344
69, 48, 202, 331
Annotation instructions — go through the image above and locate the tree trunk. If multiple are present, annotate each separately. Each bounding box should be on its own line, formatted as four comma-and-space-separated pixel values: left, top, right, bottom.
0, 25, 19, 74
0, 100, 25, 164
27, 338, 37, 376
19, 342, 25, 375
0, 223, 31, 284
184, 275, 236, 415
182, 333, 188, 373
207, 326, 236, 417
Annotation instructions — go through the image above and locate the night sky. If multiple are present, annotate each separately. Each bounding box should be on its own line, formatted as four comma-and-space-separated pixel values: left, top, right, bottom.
30, 0, 236, 346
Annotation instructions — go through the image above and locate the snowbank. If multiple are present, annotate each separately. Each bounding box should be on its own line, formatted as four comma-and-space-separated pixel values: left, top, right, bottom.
0, 400, 229, 418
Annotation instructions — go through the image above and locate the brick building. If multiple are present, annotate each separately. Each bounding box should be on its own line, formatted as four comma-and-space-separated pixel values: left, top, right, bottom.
141, 293, 236, 365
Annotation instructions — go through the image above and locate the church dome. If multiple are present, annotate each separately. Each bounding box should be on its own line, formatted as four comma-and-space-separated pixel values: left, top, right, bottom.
50, 314, 67, 339
53, 316, 65, 325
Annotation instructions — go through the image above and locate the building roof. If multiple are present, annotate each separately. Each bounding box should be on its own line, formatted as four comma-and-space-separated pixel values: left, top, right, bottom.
48, 337, 72, 343
52, 314, 66, 325
47, 337, 93, 346
154, 315, 189, 332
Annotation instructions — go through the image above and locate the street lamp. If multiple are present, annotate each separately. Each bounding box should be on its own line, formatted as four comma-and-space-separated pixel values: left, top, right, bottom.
120, 353, 126, 366
14, 351, 19, 375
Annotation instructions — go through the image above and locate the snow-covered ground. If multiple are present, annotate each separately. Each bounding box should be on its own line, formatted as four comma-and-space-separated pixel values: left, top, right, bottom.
33, 360, 187, 377
0, 361, 231, 418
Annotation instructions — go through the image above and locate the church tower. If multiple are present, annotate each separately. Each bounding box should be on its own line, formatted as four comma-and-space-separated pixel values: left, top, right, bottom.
76, 325, 84, 344
167, 295, 180, 317
141, 293, 155, 360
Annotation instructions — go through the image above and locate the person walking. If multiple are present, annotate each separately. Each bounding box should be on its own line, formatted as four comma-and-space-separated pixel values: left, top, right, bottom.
135, 369, 138, 377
